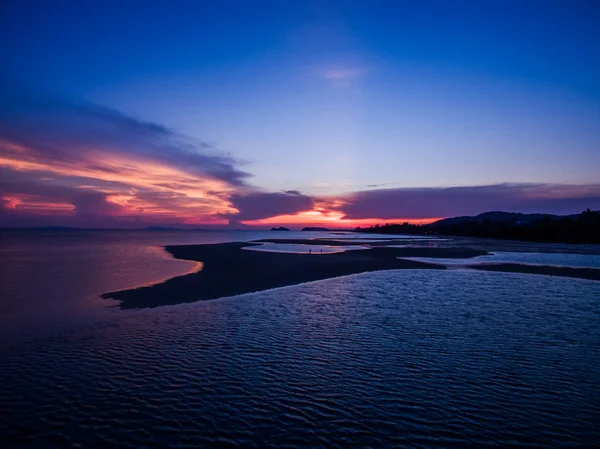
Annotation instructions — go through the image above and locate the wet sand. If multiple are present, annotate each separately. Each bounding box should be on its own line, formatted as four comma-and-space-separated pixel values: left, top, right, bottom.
103, 241, 599, 309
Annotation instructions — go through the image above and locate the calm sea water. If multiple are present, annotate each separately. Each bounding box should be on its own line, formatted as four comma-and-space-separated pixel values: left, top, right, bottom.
1, 231, 599, 447
0, 229, 335, 337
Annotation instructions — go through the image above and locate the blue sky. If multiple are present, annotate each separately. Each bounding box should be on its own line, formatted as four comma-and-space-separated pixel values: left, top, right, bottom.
1, 0, 599, 227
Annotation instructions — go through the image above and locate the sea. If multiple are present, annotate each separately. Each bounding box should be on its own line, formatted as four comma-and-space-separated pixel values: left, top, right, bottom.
1, 229, 599, 447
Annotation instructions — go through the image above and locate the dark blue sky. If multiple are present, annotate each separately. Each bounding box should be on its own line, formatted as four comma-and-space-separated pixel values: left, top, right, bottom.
4, 1, 600, 95
1, 1, 599, 226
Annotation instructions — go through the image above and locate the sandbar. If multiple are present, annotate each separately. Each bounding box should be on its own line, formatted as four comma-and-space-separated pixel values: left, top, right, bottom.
103, 242, 473, 308
103, 241, 599, 309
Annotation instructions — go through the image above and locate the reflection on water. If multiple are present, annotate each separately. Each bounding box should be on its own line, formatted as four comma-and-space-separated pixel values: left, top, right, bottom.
400, 251, 600, 269
0, 243, 197, 328
243, 242, 367, 254
0, 229, 343, 337
325, 238, 395, 243
1, 270, 599, 447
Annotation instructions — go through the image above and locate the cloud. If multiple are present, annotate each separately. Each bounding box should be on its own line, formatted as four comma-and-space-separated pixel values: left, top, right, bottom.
72, 191, 125, 217
337, 184, 600, 219
320, 66, 367, 87
0, 89, 252, 226
0, 90, 251, 187
224, 191, 315, 222
2, 89, 599, 228
0, 170, 124, 223
366, 183, 396, 188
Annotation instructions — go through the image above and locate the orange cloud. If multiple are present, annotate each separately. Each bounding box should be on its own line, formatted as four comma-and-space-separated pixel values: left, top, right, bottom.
2, 194, 75, 215
0, 140, 239, 223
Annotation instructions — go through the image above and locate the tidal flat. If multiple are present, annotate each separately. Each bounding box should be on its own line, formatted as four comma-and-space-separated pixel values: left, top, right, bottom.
103, 238, 600, 309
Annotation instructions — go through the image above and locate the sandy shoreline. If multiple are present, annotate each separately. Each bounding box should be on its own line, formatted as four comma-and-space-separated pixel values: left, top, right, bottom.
103, 241, 600, 309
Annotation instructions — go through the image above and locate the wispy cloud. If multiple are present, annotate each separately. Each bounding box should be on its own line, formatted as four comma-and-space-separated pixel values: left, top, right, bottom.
319, 66, 368, 87
0, 91, 251, 186
0, 90, 251, 226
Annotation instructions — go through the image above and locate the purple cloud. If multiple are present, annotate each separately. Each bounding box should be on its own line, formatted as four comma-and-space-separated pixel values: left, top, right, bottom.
225, 191, 315, 221
338, 184, 600, 219
72, 191, 124, 217
0, 89, 257, 227
0, 90, 251, 186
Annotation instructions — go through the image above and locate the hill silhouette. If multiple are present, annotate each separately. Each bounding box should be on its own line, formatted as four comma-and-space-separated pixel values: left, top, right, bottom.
356, 209, 600, 243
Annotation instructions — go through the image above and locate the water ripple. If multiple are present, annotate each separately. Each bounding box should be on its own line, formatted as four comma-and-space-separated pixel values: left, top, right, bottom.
1, 270, 599, 448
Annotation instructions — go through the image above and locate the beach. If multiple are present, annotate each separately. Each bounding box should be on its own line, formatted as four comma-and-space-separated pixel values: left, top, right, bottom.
103, 239, 600, 308
4, 231, 600, 447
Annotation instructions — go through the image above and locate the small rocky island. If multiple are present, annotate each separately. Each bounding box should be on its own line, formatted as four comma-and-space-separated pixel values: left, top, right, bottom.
270, 227, 290, 231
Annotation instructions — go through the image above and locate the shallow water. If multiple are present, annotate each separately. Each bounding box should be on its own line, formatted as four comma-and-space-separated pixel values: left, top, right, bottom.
1, 270, 599, 448
401, 251, 600, 269
325, 238, 396, 243
243, 242, 367, 254
0, 229, 337, 336
330, 234, 445, 241
325, 238, 449, 243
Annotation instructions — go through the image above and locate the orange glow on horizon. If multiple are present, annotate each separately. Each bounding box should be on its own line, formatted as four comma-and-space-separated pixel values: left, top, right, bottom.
243, 210, 440, 228
0, 139, 442, 227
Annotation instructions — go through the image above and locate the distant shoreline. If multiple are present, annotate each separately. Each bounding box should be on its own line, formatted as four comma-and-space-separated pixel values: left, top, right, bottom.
102, 240, 600, 309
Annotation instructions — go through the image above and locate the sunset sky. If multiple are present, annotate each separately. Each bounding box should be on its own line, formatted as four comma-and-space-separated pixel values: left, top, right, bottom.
1, 1, 599, 228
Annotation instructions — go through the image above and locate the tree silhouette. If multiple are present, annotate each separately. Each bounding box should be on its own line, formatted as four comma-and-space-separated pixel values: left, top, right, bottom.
357, 210, 600, 243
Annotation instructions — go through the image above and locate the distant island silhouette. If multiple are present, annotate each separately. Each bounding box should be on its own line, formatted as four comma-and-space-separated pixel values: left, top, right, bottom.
356, 209, 600, 244
145, 226, 186, 232
271, 226, 290, 231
